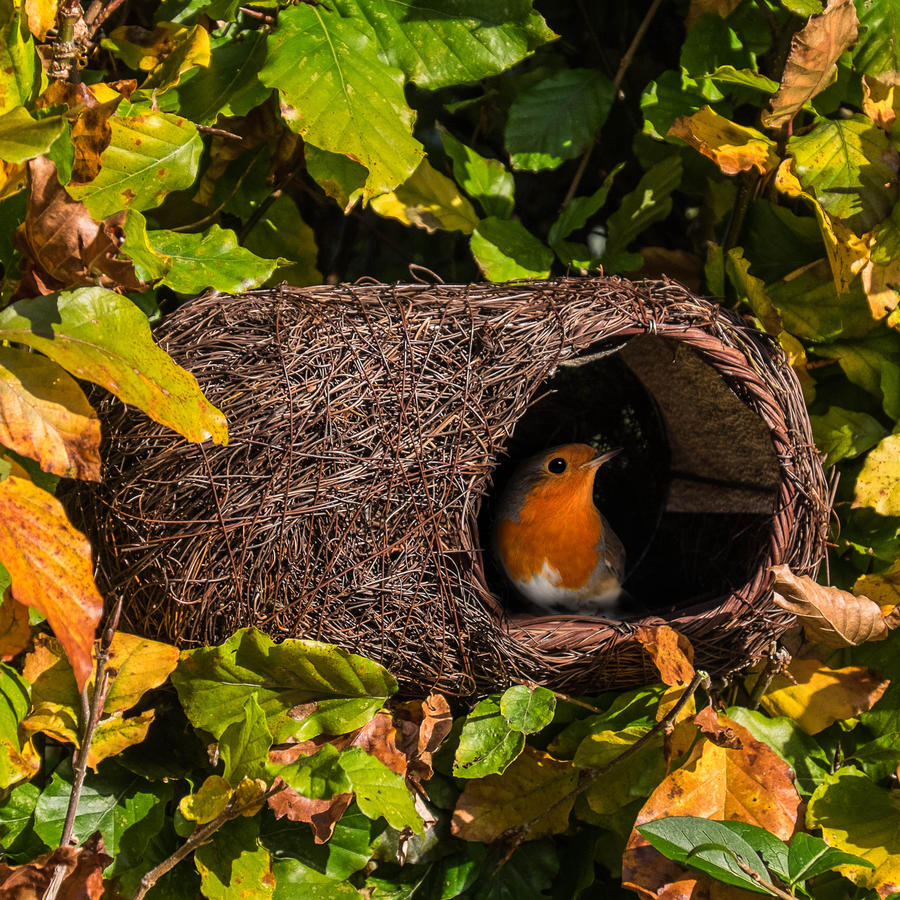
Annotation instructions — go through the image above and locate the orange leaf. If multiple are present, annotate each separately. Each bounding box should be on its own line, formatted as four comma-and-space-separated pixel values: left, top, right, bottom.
635, 625, 695, 685
863, 72, 900, 133
669, 107, 780, 176
451, 746, 578, 843
772, 564, 888, 646
0, 832, 110, 899
0, 589, 31, 661
622, 717, 801, 900
0, 347, 101, 481
694, 706, 742, 749
756, 655, 889, 734
24, 0, 58, 41
762, 0, 859, 129
267, 787, 353, 843
0, 477, 103, 690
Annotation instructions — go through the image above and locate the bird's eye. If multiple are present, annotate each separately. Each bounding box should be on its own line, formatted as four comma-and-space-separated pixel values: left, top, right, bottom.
547, 457, 567, 474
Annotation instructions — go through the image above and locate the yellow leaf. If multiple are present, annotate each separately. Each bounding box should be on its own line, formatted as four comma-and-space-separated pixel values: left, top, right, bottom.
0, 160, 26, 201
0, 589, 31, 661
24, 0, 57, 41
623, 717, 801, 899
634, 625, 695, 686
762, 0, 859, 128
772, 564, 888, 646
863, 72, 900, 133
233, 777, 268, 817
0, 477, 102, 691
451, 746, 577, 842
777, 331, 816, 403
725, 247, 782, 334
668, 106, 780, 176
0, 734, 40, 789
656, 683, 696, 724
86, 710, 155, 771
21, 634, 81, 745
103, 632, 181, 715
757, 656, 889, 734
854, 561, 900, 616
0, 347, 101, 481
854, 433, 900, 516
371, 158, 479, 234
104, 22, 210, 92
180, 774, 233, 824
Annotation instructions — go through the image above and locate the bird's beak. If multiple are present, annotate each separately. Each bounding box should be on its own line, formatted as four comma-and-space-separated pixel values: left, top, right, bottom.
580, 448, 622, 470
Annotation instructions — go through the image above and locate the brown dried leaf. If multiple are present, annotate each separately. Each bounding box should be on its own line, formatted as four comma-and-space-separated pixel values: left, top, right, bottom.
635, 625, 695, 685
756, 655, 889, 734
669, 107, 780, 175
762, 0, 859, 128
451, 746, 578, 843
622, 717, 801, 900
0, 477, 103, 690
772, 564, 888, 646
0, 346, 101, 481
267, 785, 352, 843
694, 705, 743, 749
0, 831, 110, 899
686, 0, 742, 28
0, 589, 31, 662
349, 710, 408, 775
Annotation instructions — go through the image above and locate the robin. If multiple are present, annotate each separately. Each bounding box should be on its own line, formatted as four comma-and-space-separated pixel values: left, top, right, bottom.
493, 443, 626, 614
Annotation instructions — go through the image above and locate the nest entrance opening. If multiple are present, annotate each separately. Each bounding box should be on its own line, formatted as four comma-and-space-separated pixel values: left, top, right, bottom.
483, 334, 781, 617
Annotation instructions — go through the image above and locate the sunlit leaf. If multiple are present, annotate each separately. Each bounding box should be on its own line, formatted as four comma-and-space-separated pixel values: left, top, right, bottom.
452, 747, 577, 842
0, 663, 39, 789
338, 747, 422, 833
0, 347, 100, 481
810, 405, 888, 466
67, 111, 203, 219
854, 433, 900, 516
0, 287, 228, 445
505, 69, 614, 172
452, 695, 525, 778
439, 127, 515, 220
634, 625, 695, 685
708, 65, 779, 94
762, 0, 858, 128
260, 2, 424, 198
854, 560, 900, 615
371, 158, 479, 234
221, 695, 272, 785
0, 477, 101, 691
194, 816, 275, 900
0, 590, 30, 662
180, 775, 232, 825
470, 217, 553, 281
303, 144, 367, 213
0, 107, 64, 164
0, 4, 40, 115
862, 71, 900, 132
331, 0, 555, 90
814, 333, 900, 419
500, 685, 556, 734
854, 0, 900, 75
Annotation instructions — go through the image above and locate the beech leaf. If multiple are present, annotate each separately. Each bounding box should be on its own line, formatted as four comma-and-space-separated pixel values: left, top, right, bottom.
0, 347, 101, 481
853, 433, 900, 516
772, 564, 889, 646
634, 625, 695, 685
762, 0, 859, 128
0, 477, 102, 691
0, 589, 30, 662
0, 287, 228, 446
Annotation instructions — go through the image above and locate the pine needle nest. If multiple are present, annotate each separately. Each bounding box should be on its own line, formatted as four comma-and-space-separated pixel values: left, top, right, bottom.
69, 277, 830, 696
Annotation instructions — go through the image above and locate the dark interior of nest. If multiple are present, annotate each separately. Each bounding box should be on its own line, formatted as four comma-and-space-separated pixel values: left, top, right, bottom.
481, 333, 780, 620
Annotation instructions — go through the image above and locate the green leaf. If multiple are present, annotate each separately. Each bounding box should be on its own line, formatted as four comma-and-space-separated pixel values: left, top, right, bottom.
810, 406, 888, 466
680, 14, 754, 76
452, 696, 525, 778
339, 747, 422, 833
33, 760, 162, 859
470, 217, 553, 281
370, 158, 479, 233
781, 0, 823, 14
194, 816, 275, 900
548, 163, 624, 247
0, 664, 33, 790
331, 0, 555, 90
438, 127, 515, 219
260, 3, 424, 198
716, 821, 790, 882
787, 830, 874, 885
0, 781, 39, 846
171, 627, 397, 744
220, 694, 272, 785
787, 116, 899, 233
603, 156, 682, 260
272, 859, 361, 900
243, 195, 321, 287
499, 685, 556, 734
854, 0, 900, 75
304, 144, 367, 212
636, 816, 776, 895
0, 287, 228, 445
708, 65, 779, 94
0, 108, 64, 164
469, 841, 558, 900
269, 744, 351, 800
176, 30, 270, 124
67, 111, 203, 219
121, 209, 170, 282
0, 3, 40, 115
505, 69, 615, 172
815, 333, 900, 419
641, 70, 709, 140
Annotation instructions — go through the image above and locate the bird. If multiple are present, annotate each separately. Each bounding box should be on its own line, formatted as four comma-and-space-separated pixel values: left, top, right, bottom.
493, 443, 626, 615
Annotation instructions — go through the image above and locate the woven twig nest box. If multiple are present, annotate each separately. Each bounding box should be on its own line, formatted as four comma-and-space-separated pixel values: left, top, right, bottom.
70, 277, 830, 696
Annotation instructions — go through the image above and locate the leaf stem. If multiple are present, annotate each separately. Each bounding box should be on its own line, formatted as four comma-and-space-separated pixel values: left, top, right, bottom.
735, 855, 797, 900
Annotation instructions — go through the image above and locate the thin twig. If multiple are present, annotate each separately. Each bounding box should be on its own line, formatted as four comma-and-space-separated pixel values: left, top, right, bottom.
44, 599, 123, 900
551, 691, 605, 715
722, 171, 759, 252
497, 670, 709, 867
748, 643, 790, 710
84, 0, 126, 37
735, 857, 796, 900
196, 125, 244, 141
132, 784, 285, 900
560, 0, 665, 209
239, 6, 276, 25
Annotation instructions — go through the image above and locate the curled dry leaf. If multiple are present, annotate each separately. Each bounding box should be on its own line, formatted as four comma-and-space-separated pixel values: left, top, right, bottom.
693, 705, 742, 750
762, 0, 859, 128
267, 787, 353, 843
622, 717, 801, 899
0, 831, 111, 899
772, 564, 888, 646
0, 476, 103, 691
634, 624, 695, 685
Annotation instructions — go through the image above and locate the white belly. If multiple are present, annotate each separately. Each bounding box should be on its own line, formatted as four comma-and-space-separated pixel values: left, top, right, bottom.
517, 560, 622, 612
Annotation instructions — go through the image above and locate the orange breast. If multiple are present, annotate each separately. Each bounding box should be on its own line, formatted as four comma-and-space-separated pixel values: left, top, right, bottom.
495, 484, 606, 590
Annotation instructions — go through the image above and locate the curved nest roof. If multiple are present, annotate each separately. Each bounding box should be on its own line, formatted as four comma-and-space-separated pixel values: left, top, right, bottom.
68, 277, 830, 696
